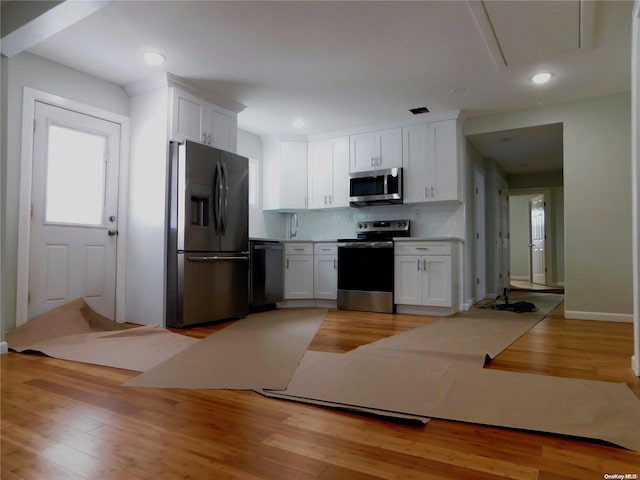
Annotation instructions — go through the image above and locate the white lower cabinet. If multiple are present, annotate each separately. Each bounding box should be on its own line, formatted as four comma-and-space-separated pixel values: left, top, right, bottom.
313, 243, 337, 300
394, 241, 455, 309
284, 243, 314, 299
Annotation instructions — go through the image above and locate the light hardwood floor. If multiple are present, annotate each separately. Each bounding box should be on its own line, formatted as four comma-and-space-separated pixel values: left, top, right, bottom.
2, 300, 639, 479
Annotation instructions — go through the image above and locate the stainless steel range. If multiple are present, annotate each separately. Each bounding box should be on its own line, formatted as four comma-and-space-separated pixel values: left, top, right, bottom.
337, 220, 410, 313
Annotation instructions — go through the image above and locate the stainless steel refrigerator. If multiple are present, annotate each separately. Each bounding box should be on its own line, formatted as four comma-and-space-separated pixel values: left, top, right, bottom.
166, 141, 249, 327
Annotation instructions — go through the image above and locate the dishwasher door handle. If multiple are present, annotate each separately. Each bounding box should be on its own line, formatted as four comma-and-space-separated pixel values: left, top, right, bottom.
253, 245, 283, 251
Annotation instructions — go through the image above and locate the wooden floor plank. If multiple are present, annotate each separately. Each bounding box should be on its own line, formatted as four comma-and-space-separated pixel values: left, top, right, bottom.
3, 300, 640, 479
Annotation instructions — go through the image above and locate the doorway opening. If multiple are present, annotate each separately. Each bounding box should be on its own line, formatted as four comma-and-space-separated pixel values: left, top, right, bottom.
467, 122, 564, 297
508, 189, 564, 294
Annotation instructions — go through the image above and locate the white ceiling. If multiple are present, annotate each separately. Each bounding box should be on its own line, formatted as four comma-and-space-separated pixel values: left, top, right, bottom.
2, 0, 633, 173
467, 123, 563, 175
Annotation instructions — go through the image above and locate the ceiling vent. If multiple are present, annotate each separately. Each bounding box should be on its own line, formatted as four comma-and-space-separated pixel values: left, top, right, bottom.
409, 107, 430, 115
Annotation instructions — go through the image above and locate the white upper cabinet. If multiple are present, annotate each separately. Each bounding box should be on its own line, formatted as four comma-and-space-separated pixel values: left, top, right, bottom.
350, 128, 402, 173
308, 136, 349, 209
403, 119, 461, 203
170, 87, 237, 152
263, 137, 308, 210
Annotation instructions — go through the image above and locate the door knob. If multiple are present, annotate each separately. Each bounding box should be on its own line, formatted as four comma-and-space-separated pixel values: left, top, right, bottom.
108, 230, 119, 237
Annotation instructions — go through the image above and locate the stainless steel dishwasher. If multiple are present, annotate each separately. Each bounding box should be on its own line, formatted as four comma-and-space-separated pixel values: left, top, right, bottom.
249, 240, 284, 311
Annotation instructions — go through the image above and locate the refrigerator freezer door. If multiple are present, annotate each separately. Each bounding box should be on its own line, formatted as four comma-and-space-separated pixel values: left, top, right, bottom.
220, 151, 248, 253
168, 252, 249, 327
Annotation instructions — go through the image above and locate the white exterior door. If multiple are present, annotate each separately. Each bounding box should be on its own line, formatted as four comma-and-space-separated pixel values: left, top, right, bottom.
530, 194, 546, 285
29, 102, 121, 319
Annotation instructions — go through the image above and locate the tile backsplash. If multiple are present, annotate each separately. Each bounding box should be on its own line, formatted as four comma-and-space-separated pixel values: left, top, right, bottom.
258, 202, 465, 240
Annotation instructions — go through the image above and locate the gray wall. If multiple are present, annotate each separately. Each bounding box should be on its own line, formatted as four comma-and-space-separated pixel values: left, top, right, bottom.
1, 52, 130, 334
465, 93, 631, 317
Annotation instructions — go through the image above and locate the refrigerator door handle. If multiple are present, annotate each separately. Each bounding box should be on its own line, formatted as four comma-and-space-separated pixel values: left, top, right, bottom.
187, 255, 249, 262
213, 161, 223, 234
221, 161, 229, 235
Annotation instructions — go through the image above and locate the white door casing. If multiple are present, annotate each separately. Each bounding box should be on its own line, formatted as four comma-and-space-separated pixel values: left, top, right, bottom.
530, 194, 547, 285
17, 88, 129, 326
501, 189, 510, 289
29, 101, 121, 319
474, 166, 486, 301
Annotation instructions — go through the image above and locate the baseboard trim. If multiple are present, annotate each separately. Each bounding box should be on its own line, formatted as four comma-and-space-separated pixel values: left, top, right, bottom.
632, 355, 640, 377
1, 341, 8, 354
564, 310, 633, 323
277, 299, 337, 309
396, 305, 455, 317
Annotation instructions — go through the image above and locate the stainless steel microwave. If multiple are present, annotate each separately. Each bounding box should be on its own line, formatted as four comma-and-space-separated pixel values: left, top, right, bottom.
349, 168, 403, 207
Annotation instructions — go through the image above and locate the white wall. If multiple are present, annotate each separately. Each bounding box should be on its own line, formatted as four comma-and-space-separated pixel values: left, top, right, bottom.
1, 52, 130, 334
631, 1, 639, 374
1, 55, 7, 346
465, 93, 632, 320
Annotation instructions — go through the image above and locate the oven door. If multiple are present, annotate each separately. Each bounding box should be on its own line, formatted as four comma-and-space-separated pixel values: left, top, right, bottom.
337, 242, 394, 313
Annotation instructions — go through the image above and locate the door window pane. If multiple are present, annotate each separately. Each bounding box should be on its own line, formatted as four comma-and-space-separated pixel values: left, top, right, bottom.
45, 124, 107, 225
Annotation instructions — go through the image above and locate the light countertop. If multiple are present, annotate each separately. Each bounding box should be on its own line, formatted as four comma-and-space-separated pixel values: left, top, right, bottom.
394, 236, 464, 242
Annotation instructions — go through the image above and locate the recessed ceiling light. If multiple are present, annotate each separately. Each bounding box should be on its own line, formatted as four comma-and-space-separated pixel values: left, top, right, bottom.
531, 72, 553, 85
291, 118, 306, 129
143, 51, 165, 66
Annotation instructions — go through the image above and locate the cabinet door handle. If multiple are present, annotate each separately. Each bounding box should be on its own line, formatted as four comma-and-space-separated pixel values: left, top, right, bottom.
431, 186, 434, 197
333, 259, 337, 269
425, 187, 428, 198
417, 259, 420, 271
423, 259, 427, 270
208, 134, 212, 145
371, 157, 374, 167
286, 258, 289, 269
